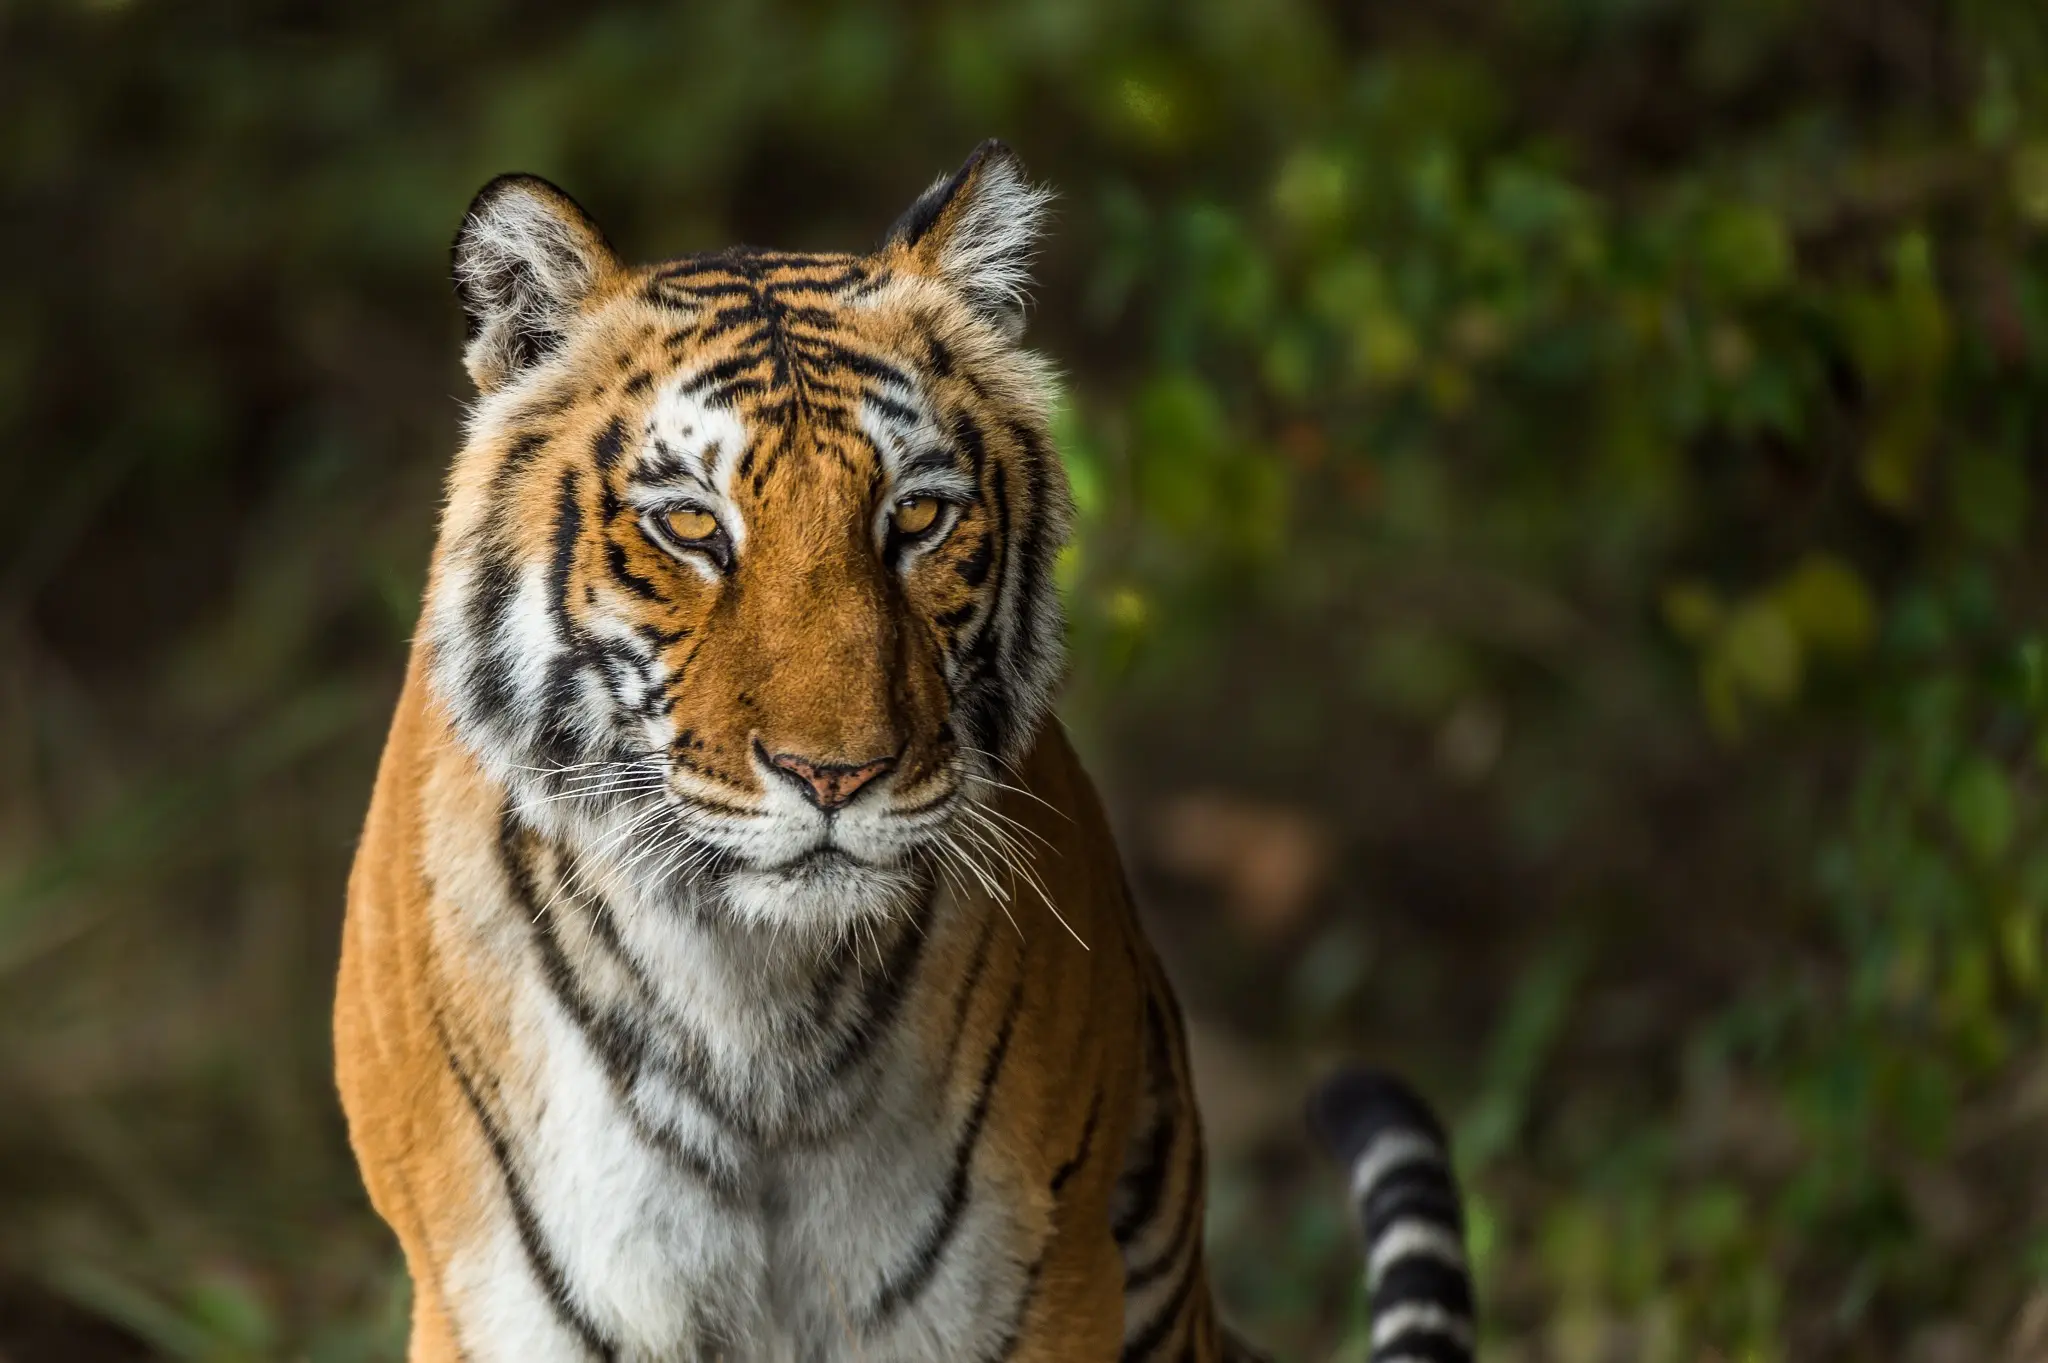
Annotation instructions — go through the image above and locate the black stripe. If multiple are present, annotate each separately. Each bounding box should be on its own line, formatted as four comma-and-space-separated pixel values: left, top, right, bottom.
805, 926, 868, 1031
1373, 1257, 1474, 1318
548, 467, 584, 624
924, 330, 955, 378
1121, 1127, 1201, 1291
497, 430, 551, 490
774, 303, 848, 330
1118, 1244, 1200, 1362
695, 306, 766, 341
899, 448, 960, 482
951, 410, 989, 477
937, 908, 1001, 1080
604, 540, 661, 600
1004, 418, 1057, 683
822, 347, 916, 389
1363, 1175, 1465, 1243
436, 1015, 616, 1361
823, 890, 939, 1078
978, 456, 1014, 702
461, 539, 521, 724
865, 390, 922, 429
890, 153, 980, 250
465, 538, 520, 636
1050, 1086, 1104, 1195
864, 968, 1027, 1325
592, 415, 628, 471
1112, 996, 1179, 1246
525, 467, 593, 771
955, 531, 994, 587
1111, 1104, 1175, 1247
679, 352, 762, 397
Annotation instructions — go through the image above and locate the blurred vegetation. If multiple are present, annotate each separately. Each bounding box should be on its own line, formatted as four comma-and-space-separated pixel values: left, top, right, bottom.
3, 0, 2047, 1359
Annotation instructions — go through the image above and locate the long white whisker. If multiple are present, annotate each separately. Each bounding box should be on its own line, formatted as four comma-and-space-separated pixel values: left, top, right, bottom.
960, 768, 1068, 821
955, 808, 1088, 952
956, 743, 1033, 789
513, 777, 671, 815
966, 798, 1056, 852
940, 830, 1025, 941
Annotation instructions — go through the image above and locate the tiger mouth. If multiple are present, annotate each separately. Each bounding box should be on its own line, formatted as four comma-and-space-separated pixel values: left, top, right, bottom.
773, 846, 868, 875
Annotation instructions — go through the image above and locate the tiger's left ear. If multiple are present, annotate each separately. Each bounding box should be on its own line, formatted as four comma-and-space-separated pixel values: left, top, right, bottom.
885, 140, 1051, 340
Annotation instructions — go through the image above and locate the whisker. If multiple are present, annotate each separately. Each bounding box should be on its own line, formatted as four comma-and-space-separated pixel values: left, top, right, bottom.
959, 767, 1069, 822
939, 830, 1024, 941
963, 796, 1056, 851
954, 809, 1088, 952
531, 800, 679, 924
513, 778, 670, 814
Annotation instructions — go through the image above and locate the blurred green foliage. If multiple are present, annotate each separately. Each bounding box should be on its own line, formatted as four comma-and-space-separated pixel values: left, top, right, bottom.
3, 0, 2047, 1359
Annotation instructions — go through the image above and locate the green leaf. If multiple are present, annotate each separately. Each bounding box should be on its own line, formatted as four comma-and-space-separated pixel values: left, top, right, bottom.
1948, 447, 2029, 547
1773, 555, 1877, 660
1662, 580, 1724, 642
1948, 758, 2015, 862
1719, 601, 1804, 705
1699, 204, 1792, 299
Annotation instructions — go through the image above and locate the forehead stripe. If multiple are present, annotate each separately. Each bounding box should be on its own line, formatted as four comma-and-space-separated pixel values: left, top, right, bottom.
592, 415, 627, 471
678, 353, 761, 399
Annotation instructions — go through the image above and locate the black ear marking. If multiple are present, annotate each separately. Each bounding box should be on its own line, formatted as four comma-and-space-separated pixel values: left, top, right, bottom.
452, 174, 619, 393
885, 140, 1052, 340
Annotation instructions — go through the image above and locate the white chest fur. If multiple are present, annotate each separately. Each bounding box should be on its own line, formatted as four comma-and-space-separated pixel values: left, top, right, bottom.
440, 849, 1035, 1363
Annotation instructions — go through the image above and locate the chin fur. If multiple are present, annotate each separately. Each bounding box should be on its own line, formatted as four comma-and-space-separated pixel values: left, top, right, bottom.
715, 855, 922, 938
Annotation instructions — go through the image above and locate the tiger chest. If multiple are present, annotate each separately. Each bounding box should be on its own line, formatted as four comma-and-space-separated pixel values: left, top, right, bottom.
458, 906, 1043, 1363
512, 1031, 1036, 1362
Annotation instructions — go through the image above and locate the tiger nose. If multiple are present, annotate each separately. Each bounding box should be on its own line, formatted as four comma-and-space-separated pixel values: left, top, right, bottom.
764, 748, 897, 811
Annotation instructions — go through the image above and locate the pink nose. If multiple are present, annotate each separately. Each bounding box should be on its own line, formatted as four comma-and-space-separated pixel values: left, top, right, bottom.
766, 750, 896, 811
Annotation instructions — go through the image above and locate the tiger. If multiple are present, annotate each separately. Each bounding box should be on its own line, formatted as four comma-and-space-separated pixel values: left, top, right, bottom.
333, 140, 1477, 1363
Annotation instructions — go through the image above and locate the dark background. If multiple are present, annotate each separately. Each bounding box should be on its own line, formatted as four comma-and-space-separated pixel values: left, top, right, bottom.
4, 1, 2047, 1359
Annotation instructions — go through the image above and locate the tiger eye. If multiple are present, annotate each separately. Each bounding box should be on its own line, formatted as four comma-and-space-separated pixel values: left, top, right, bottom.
892, 497, 942, 537
662, 508, 720, 542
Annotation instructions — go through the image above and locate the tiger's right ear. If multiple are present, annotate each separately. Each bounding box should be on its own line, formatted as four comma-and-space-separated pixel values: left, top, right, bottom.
452, 174, 619, 394
884, 141, 1051, 341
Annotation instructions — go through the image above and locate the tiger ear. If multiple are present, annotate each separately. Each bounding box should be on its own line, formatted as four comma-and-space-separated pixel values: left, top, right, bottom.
452, 174, 619, 393
885, 140, 1052, 340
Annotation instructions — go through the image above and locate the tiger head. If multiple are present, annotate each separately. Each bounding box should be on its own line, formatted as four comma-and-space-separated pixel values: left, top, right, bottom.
423, 142, 1070, 936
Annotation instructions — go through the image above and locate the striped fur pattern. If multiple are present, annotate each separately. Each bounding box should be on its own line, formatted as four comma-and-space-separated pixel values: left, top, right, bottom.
1309, 1071, 1477, 1363
334, 141, 1476, 1363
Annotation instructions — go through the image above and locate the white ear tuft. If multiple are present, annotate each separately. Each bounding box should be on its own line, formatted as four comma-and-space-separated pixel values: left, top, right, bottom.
452, 175, 617, 393
887, 141, 1053, 339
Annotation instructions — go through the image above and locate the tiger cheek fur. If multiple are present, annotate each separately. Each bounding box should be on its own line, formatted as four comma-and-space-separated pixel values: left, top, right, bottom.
336, 142, 1470, 1363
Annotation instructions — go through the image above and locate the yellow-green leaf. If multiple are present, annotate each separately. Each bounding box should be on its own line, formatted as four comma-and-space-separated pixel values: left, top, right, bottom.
1774, 554, 1877, 659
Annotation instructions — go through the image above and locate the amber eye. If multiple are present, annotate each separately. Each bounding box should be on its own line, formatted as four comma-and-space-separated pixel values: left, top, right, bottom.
661, 508, 720, 542
891, 496, 943, 538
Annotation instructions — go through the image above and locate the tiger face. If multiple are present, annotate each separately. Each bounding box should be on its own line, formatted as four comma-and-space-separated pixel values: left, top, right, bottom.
423, 144, 1070, 935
